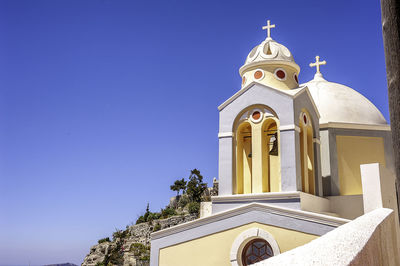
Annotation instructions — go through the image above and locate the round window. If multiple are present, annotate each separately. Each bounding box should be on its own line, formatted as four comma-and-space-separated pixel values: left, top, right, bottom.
274, 68, 286, 80
254, 70, 264, 80
294, 73, 299, 83
241, 239, 274, 265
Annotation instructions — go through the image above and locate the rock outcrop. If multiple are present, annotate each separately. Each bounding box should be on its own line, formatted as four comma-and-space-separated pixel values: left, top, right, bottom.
82, 214, 197, 266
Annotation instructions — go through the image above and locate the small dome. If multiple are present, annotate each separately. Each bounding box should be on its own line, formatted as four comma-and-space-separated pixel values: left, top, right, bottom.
239, 38, 300, 76
302, 74, 387, 125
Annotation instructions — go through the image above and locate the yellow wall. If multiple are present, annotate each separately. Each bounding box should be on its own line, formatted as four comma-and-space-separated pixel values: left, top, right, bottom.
158, 222, 318, 266
241, 65, 299, 90
336, 135, 386, 195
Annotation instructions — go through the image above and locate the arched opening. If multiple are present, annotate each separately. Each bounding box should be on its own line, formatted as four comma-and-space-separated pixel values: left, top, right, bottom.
262, 118, 280, 192
236, 122, 252, 194
241, 239, 273, 265
300, 111, 315, 194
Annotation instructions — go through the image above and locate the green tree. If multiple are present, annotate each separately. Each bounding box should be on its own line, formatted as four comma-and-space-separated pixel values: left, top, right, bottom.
186, 169, 207, 203
170, 178, 187, 196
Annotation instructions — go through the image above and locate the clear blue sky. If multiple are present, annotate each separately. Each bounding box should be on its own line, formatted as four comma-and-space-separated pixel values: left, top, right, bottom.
0, 0, 389, 265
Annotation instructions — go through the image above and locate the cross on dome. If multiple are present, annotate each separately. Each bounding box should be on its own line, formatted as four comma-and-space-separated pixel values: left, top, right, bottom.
309, 56, 327, 74
262, 20, 275, 39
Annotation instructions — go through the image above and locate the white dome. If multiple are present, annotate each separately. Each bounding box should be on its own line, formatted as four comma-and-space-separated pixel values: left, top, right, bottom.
302, 74, 387, 125
239, 38, 300, 76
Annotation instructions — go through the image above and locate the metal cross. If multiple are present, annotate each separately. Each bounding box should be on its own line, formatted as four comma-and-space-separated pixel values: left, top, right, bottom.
262, 20, 275, 39
309, 56, 327, 74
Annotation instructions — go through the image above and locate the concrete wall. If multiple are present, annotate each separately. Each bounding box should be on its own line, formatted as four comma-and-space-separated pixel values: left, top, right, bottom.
252, 208, 400, 266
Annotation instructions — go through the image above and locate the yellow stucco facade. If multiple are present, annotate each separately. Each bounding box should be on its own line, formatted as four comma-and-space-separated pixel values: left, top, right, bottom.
336, 135, 386, 195
241, 64, 299, 91
158, 222, 318, 266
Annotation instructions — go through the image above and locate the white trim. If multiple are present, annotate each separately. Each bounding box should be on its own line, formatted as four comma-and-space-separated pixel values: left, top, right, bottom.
274, 67, 287, 81
250, 108, 263, 123
212, 191, 301, 203
230, 228, 280, 266
313, 138, 321, 144
151, 202, 350, 240
279, 124, 301, 133
319, 122, 391, 131
292, 86, 321, 119
218, 82, 292, 111
218, 132, 234, 138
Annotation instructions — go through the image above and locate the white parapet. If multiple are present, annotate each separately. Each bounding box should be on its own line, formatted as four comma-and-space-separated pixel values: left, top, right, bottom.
252, 208, 400, 266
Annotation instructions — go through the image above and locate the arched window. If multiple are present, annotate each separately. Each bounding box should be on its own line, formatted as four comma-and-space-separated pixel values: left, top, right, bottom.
234, 106, 281, 194
236, 122, 252, 194
299, 111, 315, 194
241, 239, 274, 265
262, 118, 279, 192
230, 228, 280, 266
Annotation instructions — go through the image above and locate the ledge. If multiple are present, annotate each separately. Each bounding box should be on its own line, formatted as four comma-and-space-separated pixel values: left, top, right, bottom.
212, 191, 301, 203
151, 202, 350, 240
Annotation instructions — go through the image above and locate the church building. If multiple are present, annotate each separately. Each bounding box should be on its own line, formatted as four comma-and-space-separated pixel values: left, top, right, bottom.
150, 20, 396, 266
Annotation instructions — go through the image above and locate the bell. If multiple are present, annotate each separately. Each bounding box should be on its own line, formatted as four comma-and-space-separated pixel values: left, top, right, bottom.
269, 133, 278, 156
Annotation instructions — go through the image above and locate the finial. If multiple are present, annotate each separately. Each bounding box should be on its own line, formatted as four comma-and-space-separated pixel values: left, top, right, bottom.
262, 20, 275, 40
309, 56, 327, 75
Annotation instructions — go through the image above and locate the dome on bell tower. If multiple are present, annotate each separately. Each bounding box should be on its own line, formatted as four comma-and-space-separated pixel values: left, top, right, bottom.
240, 20, 300, 90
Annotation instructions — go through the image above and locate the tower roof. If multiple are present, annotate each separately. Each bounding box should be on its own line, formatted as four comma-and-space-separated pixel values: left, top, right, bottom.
239, 20, 299, 76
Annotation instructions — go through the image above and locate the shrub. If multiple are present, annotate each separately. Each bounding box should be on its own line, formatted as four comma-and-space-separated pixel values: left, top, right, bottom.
130, 242, 150, 260
161, 207, 177, 218
98, 237, 110, 244
147, 212, 161, 222
136, 215, 145, 224
178, 194, 190, 208
112, 228, 128, 240
153, 222, 162, 232
188, 201, 200, 215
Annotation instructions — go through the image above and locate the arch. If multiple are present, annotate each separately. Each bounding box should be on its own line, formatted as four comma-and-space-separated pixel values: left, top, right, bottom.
230, 228, 280, 266
261, 117, 280, 192
299, 110, 315, 194
235, 122, 252, 194
233, 105, 281, 194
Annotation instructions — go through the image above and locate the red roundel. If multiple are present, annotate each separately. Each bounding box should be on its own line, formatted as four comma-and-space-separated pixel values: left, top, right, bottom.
276, 70, 286, 79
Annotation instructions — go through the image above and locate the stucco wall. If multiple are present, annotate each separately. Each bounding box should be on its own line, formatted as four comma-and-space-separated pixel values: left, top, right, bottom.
252, 208, 399, 266
336, 135, 386, 195
158, 222, 318, 266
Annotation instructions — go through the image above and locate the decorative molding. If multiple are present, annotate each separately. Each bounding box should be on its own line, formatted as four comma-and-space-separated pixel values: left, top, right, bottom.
218, 82, 298, 111
212, 192, 301, 203
151, 202, 350, 240
319, 122, 391, 131
279, 124, 301, 133
230, 228, 280, 266
218, 132, 234, 138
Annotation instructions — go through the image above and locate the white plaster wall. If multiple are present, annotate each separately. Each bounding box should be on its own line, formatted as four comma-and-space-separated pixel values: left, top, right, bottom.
327, 195, 364, 220
252, 208, 400, 266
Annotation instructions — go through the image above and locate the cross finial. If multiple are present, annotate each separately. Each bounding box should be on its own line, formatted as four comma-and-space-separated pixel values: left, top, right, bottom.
309, 56, 327, 74
262, 20, 275, 39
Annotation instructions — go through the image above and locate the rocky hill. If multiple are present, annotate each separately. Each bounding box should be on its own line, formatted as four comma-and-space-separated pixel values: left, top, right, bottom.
82, 172, 218, 266
82, 213, 197, 266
